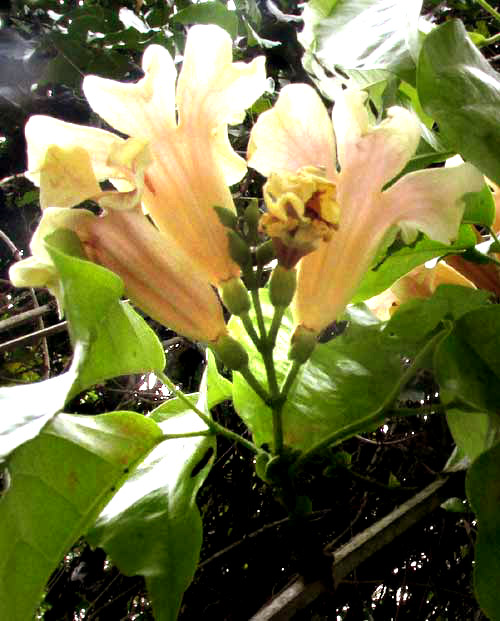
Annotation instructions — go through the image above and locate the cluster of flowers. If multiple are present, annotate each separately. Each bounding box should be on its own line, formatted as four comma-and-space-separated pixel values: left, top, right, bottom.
10, 25, 484, 351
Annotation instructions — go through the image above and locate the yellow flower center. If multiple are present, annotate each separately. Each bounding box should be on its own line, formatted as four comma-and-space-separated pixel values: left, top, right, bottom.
260, 166, 339, 267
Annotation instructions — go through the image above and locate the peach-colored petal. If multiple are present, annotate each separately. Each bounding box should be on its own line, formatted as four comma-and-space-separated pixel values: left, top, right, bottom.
335, 97, 421, 208
25, 116, 123, 185
248, 83, 337, 179
383, 163, 485, 244
83, 45, 177, 140
38, 145, 101, 209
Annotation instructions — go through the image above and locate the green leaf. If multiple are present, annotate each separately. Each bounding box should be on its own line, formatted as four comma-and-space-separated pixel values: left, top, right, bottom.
231, 291, 443, 451
417, 19, 500, 186
446, 408, 500, 463
88, 395, 215, 621
300, 0, 427, 88
45, 233, 165, 398
352, 225, 477, 303
172, 2, 239, 38
462, 183, 495, 228
435, 305, 500, 414
0, 370, 77, 462
0, 412, 162, 621
466, 443, 500, 620
206, 349, 232, 407
386, 284, 491, 344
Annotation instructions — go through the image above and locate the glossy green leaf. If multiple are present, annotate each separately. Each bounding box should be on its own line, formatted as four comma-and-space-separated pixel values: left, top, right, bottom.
231, 291, 444, 451
0, 412, 162, 621
352, 225, 477, 303
88, 393, 215, 621
386, 284, 491, 344
300, 0, 426, 87
0, 368, 77, 462
172, 2, 239, 38
45, 234, 165, 398
205, 349, 232, 407
462, 184, 495, 227
435, 306, 500, 413
467, 443, 500, 620
417, 19, 500, 185
446, 408, 500, 464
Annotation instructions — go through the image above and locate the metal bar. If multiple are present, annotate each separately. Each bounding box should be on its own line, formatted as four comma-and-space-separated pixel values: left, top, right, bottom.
250, 475, 457, 621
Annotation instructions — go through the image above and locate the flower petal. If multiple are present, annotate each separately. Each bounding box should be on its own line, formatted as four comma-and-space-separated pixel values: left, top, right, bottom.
177, 24, 267, 129
78, 207, 228, 343
334, 89, 420, 191
83, 44, 177, 140
177, 25, 267, 185
25, 116, 122, 185
248, 83, 337, 178
38, 145, 101, 209
383, 163, 485, 244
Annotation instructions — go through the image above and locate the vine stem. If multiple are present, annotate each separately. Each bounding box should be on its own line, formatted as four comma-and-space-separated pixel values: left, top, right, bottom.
250, 287, 267, 341
157, 371, 260, 455
478, 31, 500, 46
475, 0, 500, 22
294, 326, 450, 468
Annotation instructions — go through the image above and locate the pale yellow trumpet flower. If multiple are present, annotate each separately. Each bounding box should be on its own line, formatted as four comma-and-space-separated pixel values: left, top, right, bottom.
248, 84, 484, 335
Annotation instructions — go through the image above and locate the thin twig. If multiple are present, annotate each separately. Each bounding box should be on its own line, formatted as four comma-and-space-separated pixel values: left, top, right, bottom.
0, 321, 67, 354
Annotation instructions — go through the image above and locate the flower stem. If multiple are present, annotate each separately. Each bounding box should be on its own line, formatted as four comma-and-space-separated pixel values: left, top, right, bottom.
240, 311, 262, 349
157, 371, 260, 454
475, 0, 500, 23
238, 365, 272, 404
478, 31, 500, 47
267, 305, 285, 349
280, 360, 302, 398
251, 287, 267, 341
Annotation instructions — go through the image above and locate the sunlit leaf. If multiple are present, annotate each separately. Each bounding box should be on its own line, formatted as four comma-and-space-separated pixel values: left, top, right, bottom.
353, 225, 477, 303
0, 412, 162, 621
418, 19, 500, 185
88, 391, 215, 621
467, 443, 500, 621
230, 290, 448, 451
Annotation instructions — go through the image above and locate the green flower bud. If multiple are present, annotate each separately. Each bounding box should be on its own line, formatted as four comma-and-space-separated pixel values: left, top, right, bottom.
288, 325, 318, 363
256, 240, 276, 267
269, 265, 296, 308
213, 205, 238, 230
219, 277, 251, 316
211, 333, 249, 371
244, 200, 260, 244
227, 230, 252, 270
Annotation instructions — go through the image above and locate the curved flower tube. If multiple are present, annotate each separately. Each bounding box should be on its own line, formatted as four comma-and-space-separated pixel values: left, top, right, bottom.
24, 24, 267, 286
10, 202, 229, 344
248, 84, 485, 334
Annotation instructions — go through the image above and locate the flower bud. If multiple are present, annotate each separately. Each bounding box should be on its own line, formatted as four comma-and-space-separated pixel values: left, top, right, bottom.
288, 324, 318, 363
227, 230, 252, 270
256, 240, 276, 266
213, 205, 238, 230
269, 265, 296, 308
211, 333, 249, 370
244, 200, 261, 244
219, 277, 251, 316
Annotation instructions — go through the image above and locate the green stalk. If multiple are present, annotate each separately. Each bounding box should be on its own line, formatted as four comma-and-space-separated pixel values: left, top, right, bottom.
267, 305, 285, 349
280, 360, 302, 399
238, 365, 272, 404
475, 0, 500, 22
478, 31, 500, 47
251, 287, 267, 341
240, 311, 261, 349
158, 371, 260, 454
